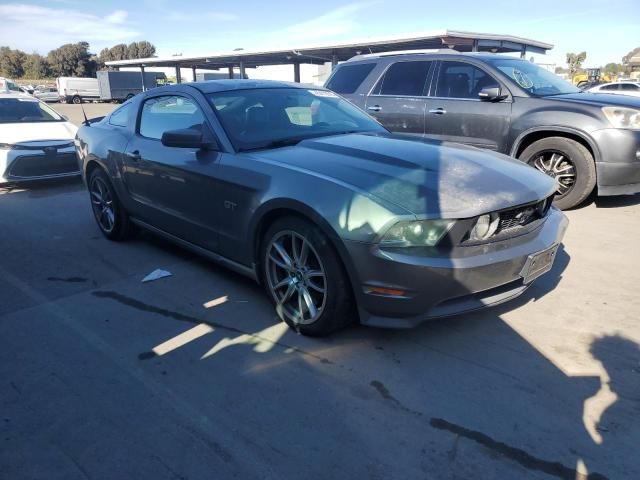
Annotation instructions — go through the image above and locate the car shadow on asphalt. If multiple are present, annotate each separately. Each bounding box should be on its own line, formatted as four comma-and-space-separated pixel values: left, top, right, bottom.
112, 229, 636, 479
594, 193, 640, 208
0, 177, 84, 198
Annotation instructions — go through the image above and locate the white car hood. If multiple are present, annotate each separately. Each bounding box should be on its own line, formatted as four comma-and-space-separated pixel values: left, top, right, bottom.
0, 121, 77, 144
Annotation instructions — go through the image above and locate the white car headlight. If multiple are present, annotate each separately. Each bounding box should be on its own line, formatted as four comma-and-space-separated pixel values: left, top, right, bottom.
602, 106, 640, 130
380, 219, 454, 247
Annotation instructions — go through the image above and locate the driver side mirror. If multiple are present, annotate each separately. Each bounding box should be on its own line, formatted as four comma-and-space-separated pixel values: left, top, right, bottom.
478, 86, 504, 101
161, 128, 217, 150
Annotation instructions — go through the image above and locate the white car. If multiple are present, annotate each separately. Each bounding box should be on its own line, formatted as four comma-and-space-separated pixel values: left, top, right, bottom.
587, 81, 640, 97
0, 77, 22, 94
0, 92, 79, 184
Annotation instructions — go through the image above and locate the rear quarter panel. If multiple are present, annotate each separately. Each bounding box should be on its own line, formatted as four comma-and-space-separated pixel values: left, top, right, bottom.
76, 121, 132, 203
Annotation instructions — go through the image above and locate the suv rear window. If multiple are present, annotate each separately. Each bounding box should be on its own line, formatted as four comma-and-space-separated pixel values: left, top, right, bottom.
326, 63, 375, 94
373, 61, 432, 96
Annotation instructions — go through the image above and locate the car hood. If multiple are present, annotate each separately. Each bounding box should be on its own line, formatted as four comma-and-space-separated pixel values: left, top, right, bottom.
0, 121, 77, 144
249, 133, 556, 218
548, 92, 640, 109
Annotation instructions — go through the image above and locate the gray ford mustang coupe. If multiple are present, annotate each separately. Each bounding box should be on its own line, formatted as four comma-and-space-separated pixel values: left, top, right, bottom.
75, 80, 568, 336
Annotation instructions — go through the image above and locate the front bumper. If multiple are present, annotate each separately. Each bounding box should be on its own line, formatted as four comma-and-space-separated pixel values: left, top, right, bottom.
0, 145, 80, 184
345, 208, 569, 328
591, 128, 640, 196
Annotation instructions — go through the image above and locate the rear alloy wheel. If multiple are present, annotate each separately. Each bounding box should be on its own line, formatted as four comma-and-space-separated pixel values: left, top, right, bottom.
520, 137, 596, 210
88, 168, 133, 241
262, 217, 354, 336
72, 95, 82, 104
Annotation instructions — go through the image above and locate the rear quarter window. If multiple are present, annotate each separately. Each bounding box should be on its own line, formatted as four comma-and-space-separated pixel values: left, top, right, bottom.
109, 103, 131, 127
326, 63, 376, 94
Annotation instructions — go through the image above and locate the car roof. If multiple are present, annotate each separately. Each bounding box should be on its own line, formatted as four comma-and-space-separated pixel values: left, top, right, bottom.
185, 79, 322, 94
597, 81, 637, 87
0, 92, 36, 99
343, 51, 519, 63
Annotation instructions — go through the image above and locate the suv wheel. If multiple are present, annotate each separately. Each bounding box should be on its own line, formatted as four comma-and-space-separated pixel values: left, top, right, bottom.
88, 168, 134, 240
520, 137, 596, 209
261, 216, 354, 336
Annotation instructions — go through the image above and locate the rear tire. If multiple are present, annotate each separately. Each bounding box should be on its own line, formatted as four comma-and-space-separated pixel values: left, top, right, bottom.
261, 216, 355, 336
88, 168, 134, 241
72, 95, 82, 104
519, 137, 596, 210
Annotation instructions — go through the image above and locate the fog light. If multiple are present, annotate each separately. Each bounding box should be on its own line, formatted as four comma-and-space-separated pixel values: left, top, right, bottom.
469, 213, 500, 241
635, 150, 640, 161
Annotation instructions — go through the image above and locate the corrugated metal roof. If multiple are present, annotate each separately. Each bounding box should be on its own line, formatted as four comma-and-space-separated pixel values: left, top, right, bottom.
105, 29, 553, 69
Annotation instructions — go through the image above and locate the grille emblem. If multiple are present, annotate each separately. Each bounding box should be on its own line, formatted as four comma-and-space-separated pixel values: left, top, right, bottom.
43, 146, 58, 155
515, 208, 535, 225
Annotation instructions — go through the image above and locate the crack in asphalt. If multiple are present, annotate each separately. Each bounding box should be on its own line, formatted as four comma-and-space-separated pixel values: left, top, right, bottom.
369, 380, 609, 480
91, 290, 334, 365
47, 276, 89, 283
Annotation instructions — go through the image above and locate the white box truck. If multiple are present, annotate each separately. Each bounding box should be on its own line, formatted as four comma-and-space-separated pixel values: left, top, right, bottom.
56, 77, 100, 104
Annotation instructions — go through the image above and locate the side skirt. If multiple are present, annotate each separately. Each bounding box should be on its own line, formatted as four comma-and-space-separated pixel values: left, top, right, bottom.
130, 218, 259, 282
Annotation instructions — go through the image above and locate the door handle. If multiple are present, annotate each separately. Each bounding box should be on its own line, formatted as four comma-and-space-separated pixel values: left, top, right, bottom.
367, 105, 382, 112
126, 150, 141, 161
428, 108, 447, 115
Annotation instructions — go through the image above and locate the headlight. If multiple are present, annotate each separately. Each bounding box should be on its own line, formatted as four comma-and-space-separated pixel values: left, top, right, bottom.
469, 213, 500, 241
380, 219, 454, 247
602, 106, 640, 130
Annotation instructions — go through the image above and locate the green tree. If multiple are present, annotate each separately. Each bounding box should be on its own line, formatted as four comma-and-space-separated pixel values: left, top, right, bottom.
131, 41, 155, 59
22, 53, 50, 79
566, 51, 587, 82
109, 43, 129, 61
0, 46, 26, 78
47, 42, 96, 77
126, 42, 139, 59
622, 47, 640, 65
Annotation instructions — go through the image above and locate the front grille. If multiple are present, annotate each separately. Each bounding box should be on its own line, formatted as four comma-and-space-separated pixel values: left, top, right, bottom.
9, 152, 79, 178
496, 196, 553, 234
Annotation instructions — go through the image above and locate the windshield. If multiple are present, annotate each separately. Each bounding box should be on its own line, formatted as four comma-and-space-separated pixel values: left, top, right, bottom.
486, 58, 581, 97
0, 97, 64, 124
208, 88, 386, 151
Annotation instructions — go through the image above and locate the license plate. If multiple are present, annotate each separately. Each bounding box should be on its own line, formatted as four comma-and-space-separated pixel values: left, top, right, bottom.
521, 244, 558, 284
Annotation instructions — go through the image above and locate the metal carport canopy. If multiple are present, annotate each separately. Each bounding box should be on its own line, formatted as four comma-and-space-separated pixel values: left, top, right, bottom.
105, 29, 553, 82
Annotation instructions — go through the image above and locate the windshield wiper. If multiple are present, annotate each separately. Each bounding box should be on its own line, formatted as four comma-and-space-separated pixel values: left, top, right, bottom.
238, 136, 308, 152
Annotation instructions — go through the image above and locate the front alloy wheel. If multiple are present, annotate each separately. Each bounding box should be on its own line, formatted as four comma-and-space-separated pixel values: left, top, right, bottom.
261, 217, 354, 336
519, 137, 596, 210
529, 150, 576, 198
265, 231, 327, 325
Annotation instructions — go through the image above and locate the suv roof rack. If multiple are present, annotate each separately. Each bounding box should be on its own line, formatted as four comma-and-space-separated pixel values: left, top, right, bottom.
345, 49, 461, 61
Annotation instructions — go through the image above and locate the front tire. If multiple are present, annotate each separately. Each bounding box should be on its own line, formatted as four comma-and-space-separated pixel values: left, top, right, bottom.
88, 168, 133, 241
72, 95, 82, 104
519, 137, 596, 210
261, 216, 354, 336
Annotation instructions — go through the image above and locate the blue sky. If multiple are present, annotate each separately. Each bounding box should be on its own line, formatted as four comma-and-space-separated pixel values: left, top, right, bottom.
0, 0, 638, 67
